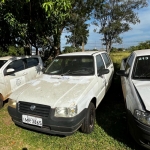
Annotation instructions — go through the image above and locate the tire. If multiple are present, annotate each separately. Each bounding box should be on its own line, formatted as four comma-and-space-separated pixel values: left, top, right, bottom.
0, 97, 3, 109
80, 102, 95, 134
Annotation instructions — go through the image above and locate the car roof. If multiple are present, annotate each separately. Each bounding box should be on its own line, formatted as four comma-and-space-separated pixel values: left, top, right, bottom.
0, 55, 39, 61
0, 56, 13, 60
133, 49, 150, 56
58, 51, 106, 56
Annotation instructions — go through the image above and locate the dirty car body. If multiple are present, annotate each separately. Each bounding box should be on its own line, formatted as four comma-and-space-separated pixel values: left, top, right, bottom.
0, 55, 43, 108
8, 51, 114, 136
117, 49, 150, 149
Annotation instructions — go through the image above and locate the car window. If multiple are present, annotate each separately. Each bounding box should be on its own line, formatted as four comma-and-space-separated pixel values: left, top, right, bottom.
106, 53, 112, 63
101, 53, 111, 68
0, 60, 7, 68
96, 55, 105, 73
26, 58, 39, 68
133, 56, 150, 79
6, 59, 25, 73
125, 53, 134, 74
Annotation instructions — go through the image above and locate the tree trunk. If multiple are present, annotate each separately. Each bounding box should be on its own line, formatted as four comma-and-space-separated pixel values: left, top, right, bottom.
53, 34, 61, 58
82, 42, 85, 52
29, 44, 32, 55
105, 40, 112, 54
108, 41, 112, 53
24, 44, 31, 55
106, 43, 109, 53
35, 47, 38, 55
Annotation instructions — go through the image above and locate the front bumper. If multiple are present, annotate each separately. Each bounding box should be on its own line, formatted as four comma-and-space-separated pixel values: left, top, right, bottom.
8, 105, 87, 136
127, 110, 150, 149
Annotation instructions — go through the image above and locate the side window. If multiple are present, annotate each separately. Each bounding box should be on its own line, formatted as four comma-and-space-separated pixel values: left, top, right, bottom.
102, 53, 111, 68
125, 53, 134, 73
26, 58, 39, 68
96, 55, 105, 73
6, 59, 25, 73
105, 53, 112, 64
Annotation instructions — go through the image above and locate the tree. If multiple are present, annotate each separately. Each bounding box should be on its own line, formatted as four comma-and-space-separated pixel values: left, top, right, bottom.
0, 0, 72, 57
42, 0, 72, 57
137, 41, 150, 50
65, 22, 89, 51
64, 0, 96, 51
93, 0, 148, 53
128, 40, 150, 51
62, 46, 82, 53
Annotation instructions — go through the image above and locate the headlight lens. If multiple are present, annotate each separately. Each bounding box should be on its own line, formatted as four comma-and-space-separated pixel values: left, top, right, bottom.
8, 99, 17, 108
55, 106, 77, 117
134, 109, 150, 126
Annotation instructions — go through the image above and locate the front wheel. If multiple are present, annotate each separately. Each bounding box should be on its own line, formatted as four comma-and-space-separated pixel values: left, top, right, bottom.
80, 102, 95, 134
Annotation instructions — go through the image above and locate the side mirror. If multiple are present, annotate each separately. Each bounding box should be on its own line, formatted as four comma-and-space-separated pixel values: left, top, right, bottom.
116, 70, 128, 77
6, 68, 15, 75
98, 69, 109, 76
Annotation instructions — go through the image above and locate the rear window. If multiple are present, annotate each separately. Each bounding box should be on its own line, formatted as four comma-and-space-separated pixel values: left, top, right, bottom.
26, 58, 39, 68
102, 53, 111, 68
0, 60, 7, 68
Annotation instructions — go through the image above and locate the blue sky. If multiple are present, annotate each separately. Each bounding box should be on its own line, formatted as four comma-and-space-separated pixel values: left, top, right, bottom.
61, 2, 150, 50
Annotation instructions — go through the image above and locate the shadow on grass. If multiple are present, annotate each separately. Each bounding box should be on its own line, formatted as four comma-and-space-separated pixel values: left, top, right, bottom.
96, 74, 146, 150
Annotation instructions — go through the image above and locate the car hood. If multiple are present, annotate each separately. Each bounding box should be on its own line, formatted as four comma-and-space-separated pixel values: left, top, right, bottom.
9, 74, 96, 108
132, 80, 150, 111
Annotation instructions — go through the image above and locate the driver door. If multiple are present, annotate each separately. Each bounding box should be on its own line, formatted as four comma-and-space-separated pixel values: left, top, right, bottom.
3, 59, 26, 96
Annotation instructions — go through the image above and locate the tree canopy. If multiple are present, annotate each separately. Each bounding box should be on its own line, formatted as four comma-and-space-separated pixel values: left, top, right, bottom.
0, 0, 149, 57
93, 0, 148, 53
0, 0, 72, 57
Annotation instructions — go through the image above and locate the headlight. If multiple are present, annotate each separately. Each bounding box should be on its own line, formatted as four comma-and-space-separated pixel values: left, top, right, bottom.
134, 109, 150, 126
8, 99, 17, 108
55, 106, 77, 117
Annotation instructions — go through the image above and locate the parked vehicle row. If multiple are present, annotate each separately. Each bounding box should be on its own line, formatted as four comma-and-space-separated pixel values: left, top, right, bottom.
117, 49, 150, 149
7, 51, 114, 136
2, 50, 150, 149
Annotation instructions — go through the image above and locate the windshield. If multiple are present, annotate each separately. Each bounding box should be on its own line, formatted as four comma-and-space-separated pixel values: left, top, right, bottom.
45, 56, 94, 76
0, 60, 7, 68
133, 56, 150, 79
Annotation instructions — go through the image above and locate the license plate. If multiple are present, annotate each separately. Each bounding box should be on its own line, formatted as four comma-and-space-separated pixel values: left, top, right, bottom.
22, 115, 42, 127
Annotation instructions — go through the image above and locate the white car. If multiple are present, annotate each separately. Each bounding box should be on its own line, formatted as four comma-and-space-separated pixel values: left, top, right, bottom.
0, 55, 43, 108
117, 49, 150, 149
8, 51, 114, 136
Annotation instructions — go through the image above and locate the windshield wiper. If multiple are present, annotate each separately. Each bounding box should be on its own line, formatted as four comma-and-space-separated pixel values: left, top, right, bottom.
71, 67, 93, 74
61, 70, 71, 76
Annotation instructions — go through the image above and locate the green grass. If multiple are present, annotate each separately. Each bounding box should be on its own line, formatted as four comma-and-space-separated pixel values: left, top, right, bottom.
110, 51, 130, 71
0, 51, 143, 150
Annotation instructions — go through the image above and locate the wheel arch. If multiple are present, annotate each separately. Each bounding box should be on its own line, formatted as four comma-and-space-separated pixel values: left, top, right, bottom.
0, 93, 4, 108
90, 97, 96, 108
0, 93, 4, 101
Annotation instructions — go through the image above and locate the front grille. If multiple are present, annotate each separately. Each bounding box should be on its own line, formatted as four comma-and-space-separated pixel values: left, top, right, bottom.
18, 101, 50, 118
